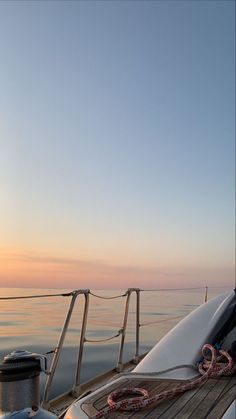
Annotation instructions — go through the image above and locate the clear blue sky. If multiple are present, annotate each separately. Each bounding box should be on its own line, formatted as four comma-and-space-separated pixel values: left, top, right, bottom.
0, 1, 235, 288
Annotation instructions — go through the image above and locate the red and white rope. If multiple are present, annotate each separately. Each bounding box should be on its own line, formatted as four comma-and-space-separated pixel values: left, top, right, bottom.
92, 344, 236, 418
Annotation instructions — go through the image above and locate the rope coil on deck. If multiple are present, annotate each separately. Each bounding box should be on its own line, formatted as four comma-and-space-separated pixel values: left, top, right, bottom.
92, 344, 236, 418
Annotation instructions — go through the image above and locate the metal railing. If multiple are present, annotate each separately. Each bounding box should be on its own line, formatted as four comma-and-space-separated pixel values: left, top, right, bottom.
42, 288, 141, 404
0, 285, 213, 407
117, 288, 140, 371
43, 289, 90, 403
0, 289, 91, 406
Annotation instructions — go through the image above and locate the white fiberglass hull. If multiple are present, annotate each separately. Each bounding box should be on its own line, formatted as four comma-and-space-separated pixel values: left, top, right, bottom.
134, 291, 235, 379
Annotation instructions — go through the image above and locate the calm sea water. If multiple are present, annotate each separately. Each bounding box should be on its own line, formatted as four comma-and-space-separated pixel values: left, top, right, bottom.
0, 287, 230, 401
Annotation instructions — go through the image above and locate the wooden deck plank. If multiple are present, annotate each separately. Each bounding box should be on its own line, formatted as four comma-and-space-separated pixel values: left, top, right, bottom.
143, 394, 182, 418
154, 386, 198, 419
81, 375, 235, 418
189, 377, 231, 419
142, 382, 194, 419
205, 377, 236, 419
172, 378, 219, 419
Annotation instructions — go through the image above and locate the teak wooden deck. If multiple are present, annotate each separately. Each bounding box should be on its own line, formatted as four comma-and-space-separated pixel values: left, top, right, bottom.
81, 375, 236, 418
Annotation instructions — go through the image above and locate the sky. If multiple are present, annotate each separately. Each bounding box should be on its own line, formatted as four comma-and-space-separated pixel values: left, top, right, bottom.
0, 0, 235, 289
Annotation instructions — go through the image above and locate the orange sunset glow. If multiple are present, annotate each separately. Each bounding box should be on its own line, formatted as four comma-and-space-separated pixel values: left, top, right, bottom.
0, 246, 234, 289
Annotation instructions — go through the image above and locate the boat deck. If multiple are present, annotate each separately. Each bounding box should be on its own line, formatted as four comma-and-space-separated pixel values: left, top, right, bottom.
48, 356, 147, 416
81, 375, 236, 418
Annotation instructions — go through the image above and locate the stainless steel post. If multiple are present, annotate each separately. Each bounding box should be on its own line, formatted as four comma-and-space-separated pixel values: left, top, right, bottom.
116, 290, 131, 372
72, 291, 90, 397
133, 289, 140, 364
42, 291, 80, 408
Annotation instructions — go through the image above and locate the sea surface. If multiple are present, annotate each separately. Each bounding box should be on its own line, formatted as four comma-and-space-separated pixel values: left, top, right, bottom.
0, 287, 231, 401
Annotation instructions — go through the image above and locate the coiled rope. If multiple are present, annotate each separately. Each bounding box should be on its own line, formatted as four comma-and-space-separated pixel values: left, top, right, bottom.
92, 344, 236, 418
